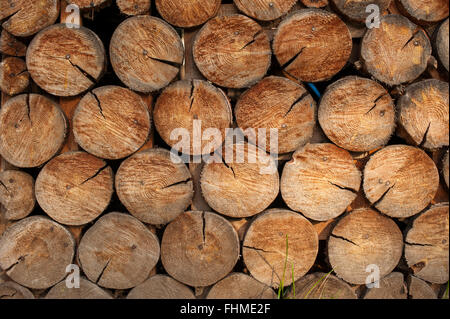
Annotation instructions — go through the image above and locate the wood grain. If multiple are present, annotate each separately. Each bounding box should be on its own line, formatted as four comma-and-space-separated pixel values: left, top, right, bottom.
234, 0, 298, 21
127, 275, 195, 299
443, 150, 449, 188
67, 0, 107, 8
436, 18, 449, 72
117, 0, 151, 15
363, 272, 407, 299
407, 275, 437, 299
156, 0, 221, 27
0, 30, 26, 57
397, 0, 449, 24
0, 170, 34, 221
0, 281, 34, 299
207, 273, 277, 299
300, 0, 329, 8
46, 277, 113, 299
331, 0, 392, 22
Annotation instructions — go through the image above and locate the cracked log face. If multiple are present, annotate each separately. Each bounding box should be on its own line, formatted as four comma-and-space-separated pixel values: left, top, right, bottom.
207, 272, 277, 299
127, 275, 195, 299
286, 272, 357, 299
78, 212, 160, 290
397, 0, 449, 24
156, 0, 221, 27
243, 209, 318, 288
330, 0, 392, 22
235, 76, 316, 154
73, 85, 151, 160
405, 204, 449, 284
300, 0, 329, 8
407, 275, 437, 299
161, 211, 240, 287
46, 277, 113, 299
273, 9, 352, 83
67, 0, 107, 8
234, 0, 297, 21
0, 57, 29, 96
153, 80, 232, 156
436, 19, 449, 72
116, 148, 194, 225
0, 0, 59, 37
35, 151, 114, 226
117, 0, 151, 16
200, 142, 279, 218
0, 30, 26, 57
0, 94, 67, 168
363, 272, 407, 299
26, 24, 106, 97
363, 145, 439, 218
0, 170, 35, 221
0, 216, 75, 289
318, 76, 396, 152
110, 16, 184, 93
193, 14, 271, 88
398, 79, 449, 150
443, 151, 449, 188
361, 15, 431, 86
328, 208, 403, 285
281, 143, 361, 221
0, 281, 34, 299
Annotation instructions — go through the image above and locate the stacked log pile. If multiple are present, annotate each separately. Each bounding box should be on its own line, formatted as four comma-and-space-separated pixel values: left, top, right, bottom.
0, 0, 448, 300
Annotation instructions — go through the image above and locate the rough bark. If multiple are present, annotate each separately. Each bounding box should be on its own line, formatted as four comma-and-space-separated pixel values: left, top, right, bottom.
127, 275, 195, 299
0, 170, 34, 221
155, 0, 221, 27
0, 57, 29, 96
207, 273, 277, 299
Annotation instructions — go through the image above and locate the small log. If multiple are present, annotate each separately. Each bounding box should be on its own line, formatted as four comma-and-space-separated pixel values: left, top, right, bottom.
398, 79, 449, 150
189, 162, 211, 211
0, 30, 26, 57
0, 0, 59, 37
153, 80, 232, 156
243, 209, 318, 288
330, 0, 392, 23
207, 273, 277, 299
0, 94, 67, 168
116, 148, 193, 225
73, 85, 151, 160
408, 275, 437, 299
397, 0, 449, 24
46, 277, 113, 299
363, 145, 439, 218
193, 14, 271, 88
363, 272, 407, 299
110, 16, 184, 93
235, 76, 316, 154
443, 151, 449, 188
200, 142, 279, 218
117, 0, 151, 15
233, 0, 298, 21
0, 170, 34, 221
361, 14, 432, 86
27, 24, 106, 97
155, 0, 221, 27
436, 19, 449, 72
300, 0, 329, 8
127, 275, 195, 299
0, 216, 75, 289
67, 0, 107, 8
286, 272, 357, 299
405, 203, 449, 284
35, 151, 114, 226
318, 76, 396, 152
281, 143, 361, 221
161, 211, 240, 287
0, 57, 29, 96
0, 281, 34, 299
78, 212, 160, 289
328, 208, 403, 285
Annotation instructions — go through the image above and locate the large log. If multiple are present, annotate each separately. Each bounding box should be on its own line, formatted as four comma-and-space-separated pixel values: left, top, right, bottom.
127, 275, 195, 299
155, 0, 221, 27
242, 209, 319, 288
117, 0, 151, 15
35, 151, 114, 226
0, 281, 34, 299
363, 272, 407, 299
0, 94, 67, 168
281, 143, 361, 221
27, 24, 106, 97
161, 211, 240, 287
408, 275, 437, 299
233, 0, 298, 21
73, 85, 151, 160
235, 76, 316, 154
436, 19, 449, 72
78, 212, 160, 289
110, 16, 184, 93
153, 80, 232, 156
46, 277, 113, 299
405, 203, 449, 284
363, 145, 439, 218
0, 30, 26, 57
0, 216, 75, 289
361, 14, 432, 86
200, 142, 279, 218
318, 76, 396, 152
193, 14, 271, 88
0, 0, 59, 37
207, 273, 277, 299
397, 0, 449, 24
330, 0, 392, 23
328, 208, 403, 285
116, 148, 193, 225
0, 57, 29, 96
273, 9, 352, 83
0, 170, 34, 221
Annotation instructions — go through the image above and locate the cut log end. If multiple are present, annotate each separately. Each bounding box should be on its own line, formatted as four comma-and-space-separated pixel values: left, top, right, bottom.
67, 0, 107, 8
0, 281, 35, 299
407, 275, 438, 299
443, 151, 449, 188
363, 272, 407, 299
156, 0, 221, 27
127, 275, 195, 299
300, 0, 329, 8
397, 0, 449, 24
0, 30, 27, 57
331, 0, 392, 22
436, 19, 449, 72
117, 0, 151, 16
0, 57, 29, 96
234, 0, 298, 21
207, 273, 277, 299
46, 278, 113, 299
0, 170, 35, 221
